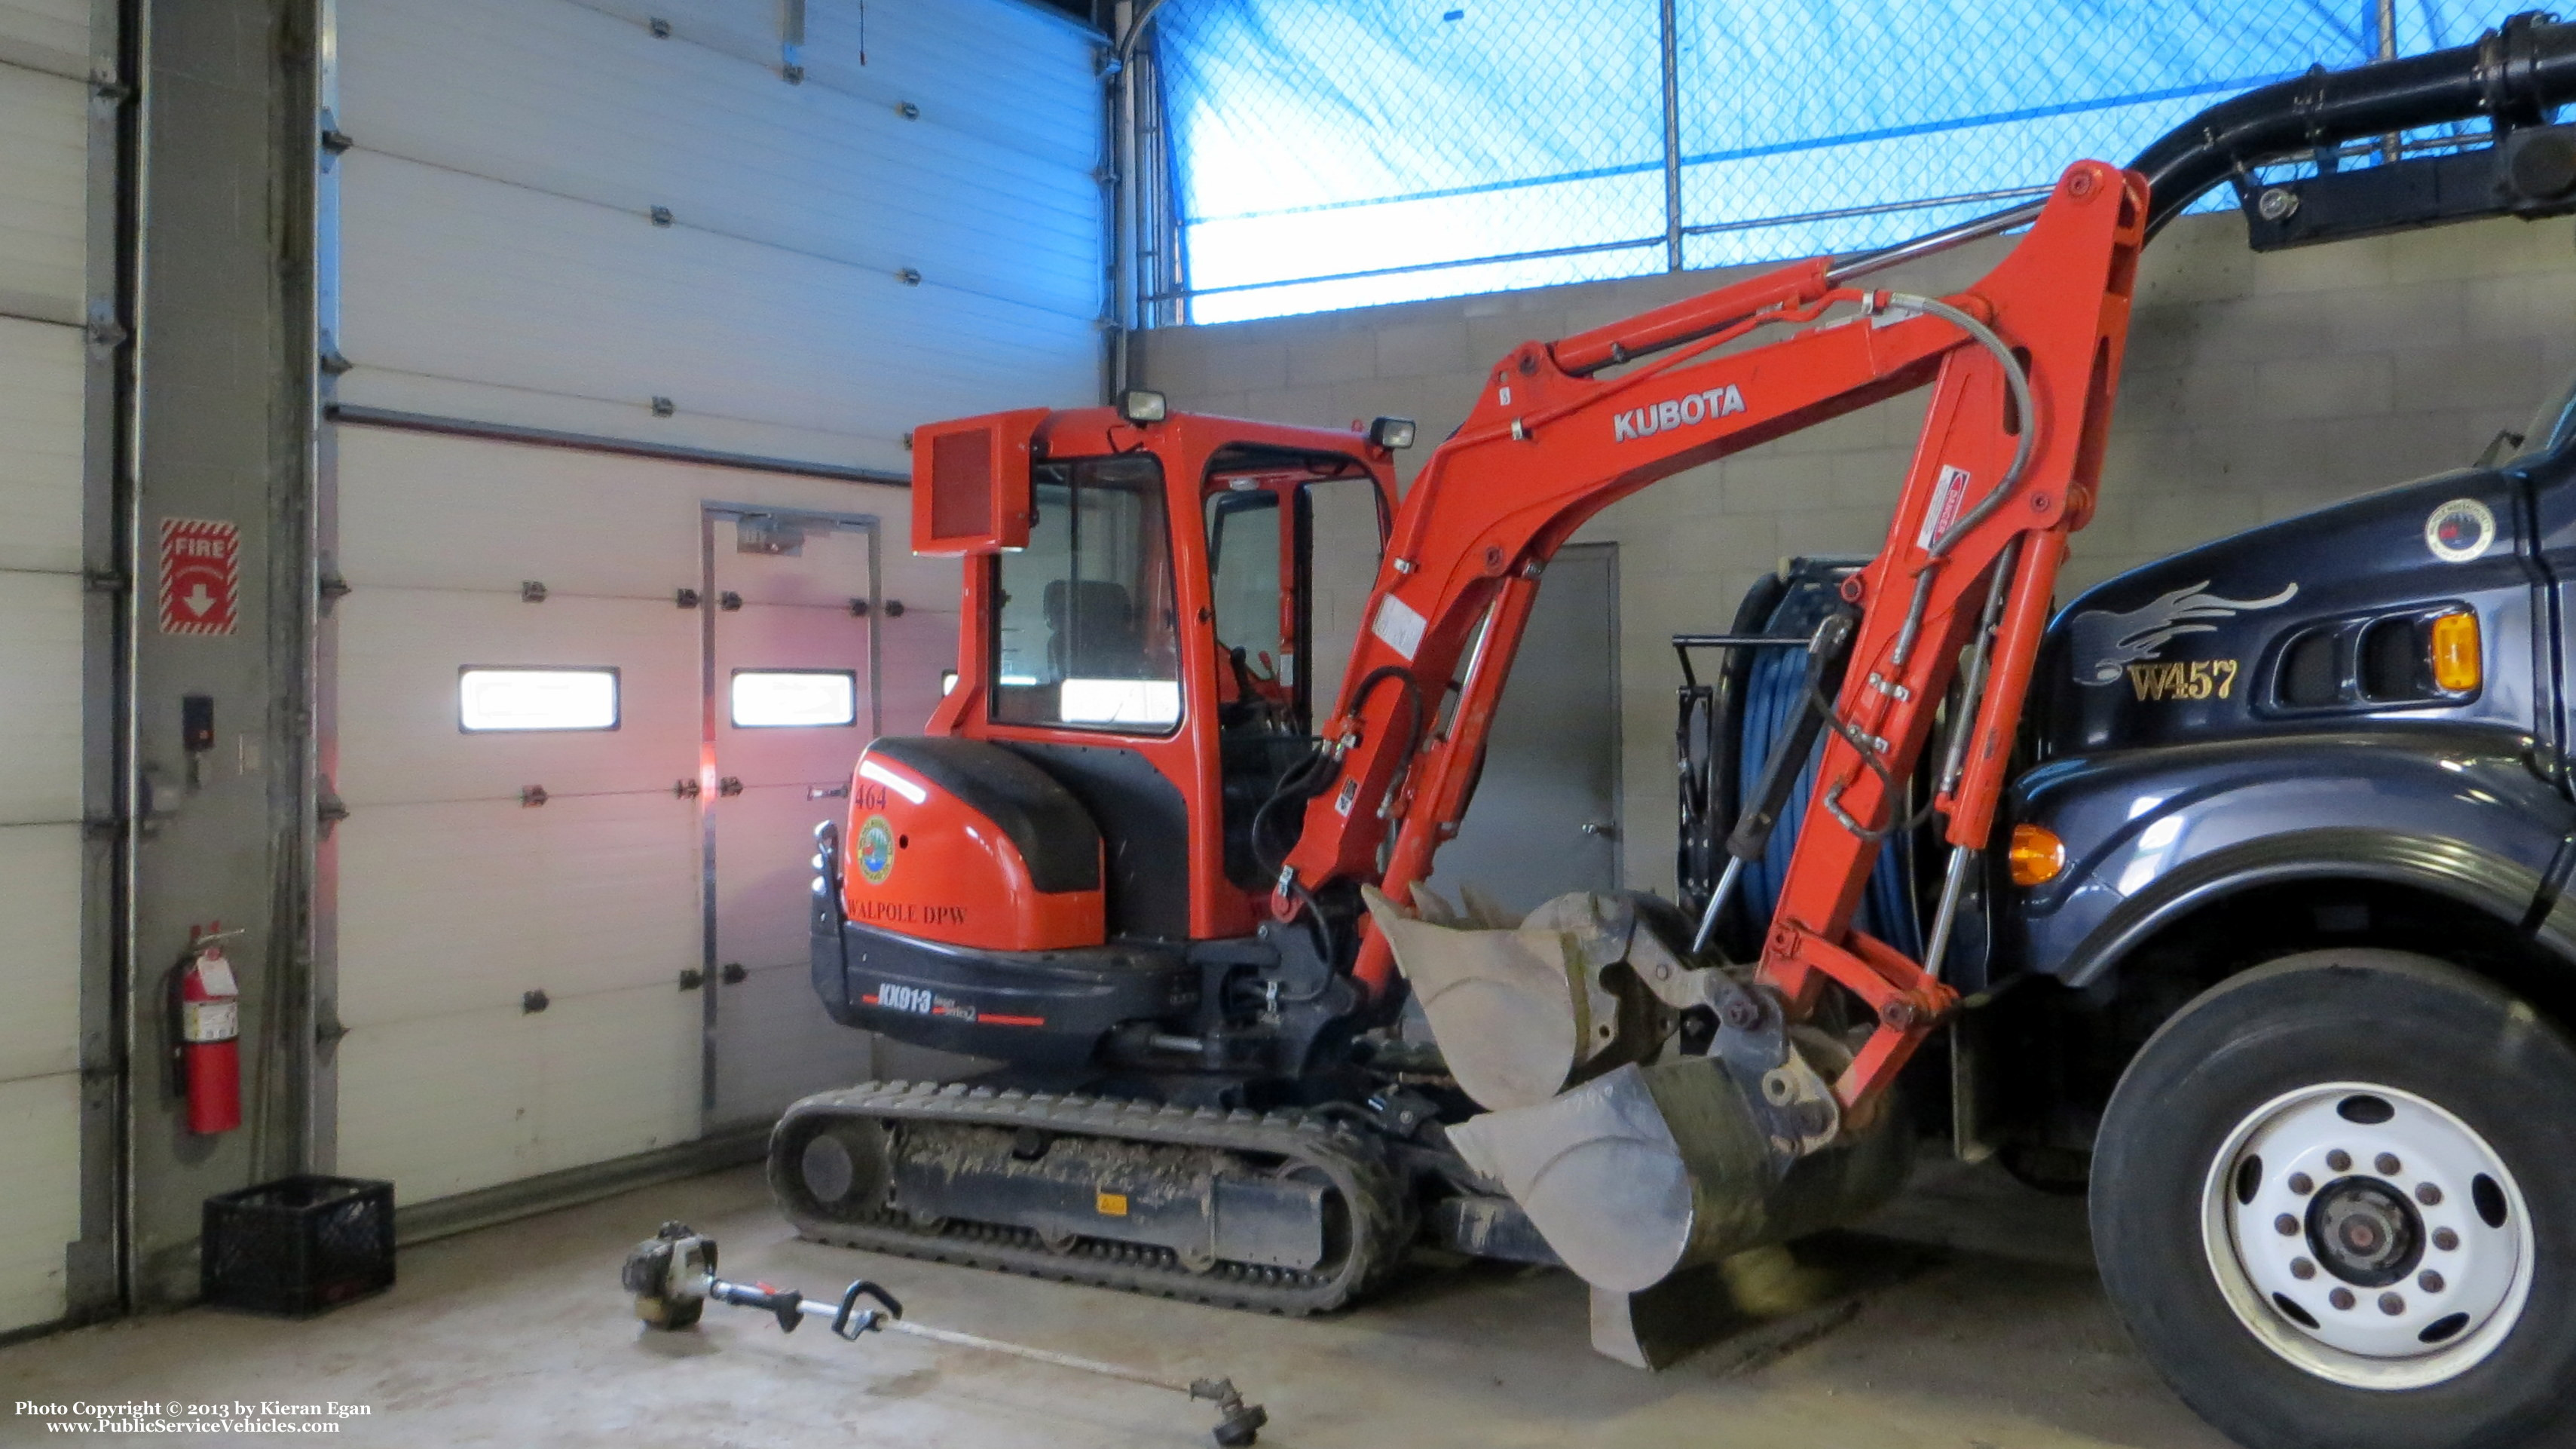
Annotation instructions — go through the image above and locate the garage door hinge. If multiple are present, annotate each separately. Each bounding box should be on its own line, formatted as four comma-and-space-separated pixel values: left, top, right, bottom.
315, 1013, 349, 1046
317, 789, 349, 838
83, 569, 125, 595
81, 814, 119, 841
318, 572, 351, 602
85, 302, 126, 353
678, 967, 704, 991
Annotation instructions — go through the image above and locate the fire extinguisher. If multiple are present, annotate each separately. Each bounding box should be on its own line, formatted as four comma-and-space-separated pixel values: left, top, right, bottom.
176, 928, 242, 1135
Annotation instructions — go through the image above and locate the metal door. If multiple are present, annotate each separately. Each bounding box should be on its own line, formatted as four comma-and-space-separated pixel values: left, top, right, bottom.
703, 506, 887, 1127
1436, 543, 1623, 918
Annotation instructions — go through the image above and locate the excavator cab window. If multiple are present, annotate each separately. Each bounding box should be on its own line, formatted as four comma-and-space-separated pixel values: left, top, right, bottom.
1207, 490, 1290, 730
990, 455, 1183, 734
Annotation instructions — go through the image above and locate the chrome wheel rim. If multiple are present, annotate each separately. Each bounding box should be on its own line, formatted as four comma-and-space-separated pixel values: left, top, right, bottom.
2200, 1081, 2533, 1389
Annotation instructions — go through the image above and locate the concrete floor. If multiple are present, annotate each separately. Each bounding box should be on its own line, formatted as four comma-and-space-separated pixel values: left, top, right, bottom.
2, 1163, 2235, 1449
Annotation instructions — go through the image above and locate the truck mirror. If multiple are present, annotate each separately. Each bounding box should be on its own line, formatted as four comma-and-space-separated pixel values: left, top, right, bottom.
910, 408, 1049, 556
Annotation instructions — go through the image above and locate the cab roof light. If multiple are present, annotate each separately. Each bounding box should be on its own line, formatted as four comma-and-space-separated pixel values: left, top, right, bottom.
1118, 389, 1168, 424
2431, 609, 2481, 693
2008, 823, 2066, 887
1367, 415, 1417, 450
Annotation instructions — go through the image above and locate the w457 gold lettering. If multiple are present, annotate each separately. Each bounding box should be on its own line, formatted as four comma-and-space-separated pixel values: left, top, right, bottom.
2127, 658, 2239, 703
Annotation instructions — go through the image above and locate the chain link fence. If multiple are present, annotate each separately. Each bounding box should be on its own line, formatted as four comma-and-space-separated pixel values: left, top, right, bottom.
1150, 0, 2527, 323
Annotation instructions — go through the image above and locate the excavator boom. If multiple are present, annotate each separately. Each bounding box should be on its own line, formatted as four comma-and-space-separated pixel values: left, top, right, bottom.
1279, 158, 2148, 1119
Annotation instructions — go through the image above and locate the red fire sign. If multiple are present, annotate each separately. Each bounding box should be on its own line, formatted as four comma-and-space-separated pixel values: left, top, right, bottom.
158, 518, 240, 636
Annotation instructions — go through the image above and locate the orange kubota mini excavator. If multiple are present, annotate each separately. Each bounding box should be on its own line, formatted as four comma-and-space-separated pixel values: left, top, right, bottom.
768, 152, 2144, 1315
771, 16, 2576, 1367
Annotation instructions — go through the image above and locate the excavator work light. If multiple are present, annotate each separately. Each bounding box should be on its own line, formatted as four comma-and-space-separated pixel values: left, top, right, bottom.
2431, 609, 2482, 692
1367, 416, 1417, 450
1118, 389, 1168, 424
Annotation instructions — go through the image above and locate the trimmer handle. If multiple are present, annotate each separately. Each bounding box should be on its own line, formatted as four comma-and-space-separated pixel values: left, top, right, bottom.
831, 1279, 904, 1340
711, 1279, 806, 1334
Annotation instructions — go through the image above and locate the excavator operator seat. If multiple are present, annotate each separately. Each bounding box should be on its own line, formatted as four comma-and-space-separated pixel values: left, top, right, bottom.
1043, 579, 1144, 679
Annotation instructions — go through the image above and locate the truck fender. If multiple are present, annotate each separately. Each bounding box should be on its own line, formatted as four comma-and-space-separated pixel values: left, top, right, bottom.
2007, 733, 2576, 989
2051, 827, 2576, 990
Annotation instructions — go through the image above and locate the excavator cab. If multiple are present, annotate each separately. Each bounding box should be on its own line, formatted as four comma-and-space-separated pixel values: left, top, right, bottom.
807, 401, 1397, 1080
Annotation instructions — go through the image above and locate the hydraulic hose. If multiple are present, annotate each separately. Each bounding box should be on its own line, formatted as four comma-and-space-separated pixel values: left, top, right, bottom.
2128, 11, 2576, 237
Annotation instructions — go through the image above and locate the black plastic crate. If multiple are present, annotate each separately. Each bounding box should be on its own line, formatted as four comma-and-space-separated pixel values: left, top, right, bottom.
202, 1175, 396, 1316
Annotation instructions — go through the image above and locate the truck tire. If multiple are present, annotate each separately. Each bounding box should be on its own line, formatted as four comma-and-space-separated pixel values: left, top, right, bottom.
2091, 949, 2576, 1449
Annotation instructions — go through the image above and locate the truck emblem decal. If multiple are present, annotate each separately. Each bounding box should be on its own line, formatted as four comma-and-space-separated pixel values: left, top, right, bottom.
856, 813, 896, 885
2126, 657, 2240, 703
2069, 581, 2298, 687
1612, 383, 1745, 442
2425, 497, 2495, 563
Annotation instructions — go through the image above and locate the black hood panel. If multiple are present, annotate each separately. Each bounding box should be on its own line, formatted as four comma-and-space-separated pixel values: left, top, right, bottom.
2037, 466, 2544, 757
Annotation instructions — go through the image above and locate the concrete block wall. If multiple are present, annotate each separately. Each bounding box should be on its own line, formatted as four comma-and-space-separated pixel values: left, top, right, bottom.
1134, 210, 2576, 899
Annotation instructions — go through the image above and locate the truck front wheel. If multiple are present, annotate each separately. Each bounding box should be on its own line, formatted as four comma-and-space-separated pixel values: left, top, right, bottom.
2092, 949, 2576, 1449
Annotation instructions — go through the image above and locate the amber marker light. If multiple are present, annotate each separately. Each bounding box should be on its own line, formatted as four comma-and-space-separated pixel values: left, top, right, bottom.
2431, 610, 2481, 693
2008, 823, 2066, 886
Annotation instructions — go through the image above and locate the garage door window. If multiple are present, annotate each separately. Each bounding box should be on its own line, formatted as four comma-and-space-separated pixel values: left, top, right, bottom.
458, 667, 620, 732
731, 669, 858, 728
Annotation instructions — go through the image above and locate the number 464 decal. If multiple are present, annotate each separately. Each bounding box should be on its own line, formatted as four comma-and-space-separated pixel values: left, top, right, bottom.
2126, 657, 2239, 703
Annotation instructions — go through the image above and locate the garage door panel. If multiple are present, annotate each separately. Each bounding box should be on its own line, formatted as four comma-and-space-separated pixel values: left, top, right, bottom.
0, 823, 80, 1083
335, 590, 694, 805
711, 958, 871, 1129
338, 428, 908, 597
0, 0, 89, 71
0, 1070, 78, 1332
529, 982, 698, 1174
341, 0, 1097, 320
0, 61, 87, 325
876, 606, 959, 737
561, 0, 1098, 173
0, 314, 81, 573
340, 152, 1099, 452
335, 794, 697, 1025
337, 1006, 543, 1202
875, 534, 959, 613
713, 783, 839, 973
0, 569, 82, 825
335, 369, 913, 481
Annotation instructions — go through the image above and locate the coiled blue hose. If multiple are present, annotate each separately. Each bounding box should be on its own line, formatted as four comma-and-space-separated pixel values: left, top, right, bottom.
1735, 614, 1921, 958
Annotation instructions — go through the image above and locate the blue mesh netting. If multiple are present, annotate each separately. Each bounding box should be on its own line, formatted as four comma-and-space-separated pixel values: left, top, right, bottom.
1155, 0, 2535, 323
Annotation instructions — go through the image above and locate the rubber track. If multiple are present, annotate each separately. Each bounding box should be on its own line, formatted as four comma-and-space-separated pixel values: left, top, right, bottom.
769, 1080, 1414, 1316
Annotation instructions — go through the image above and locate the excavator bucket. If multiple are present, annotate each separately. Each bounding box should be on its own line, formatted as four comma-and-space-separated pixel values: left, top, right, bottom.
1447, 1058, 1909, 1292
1371, 886, 1911, 1293
1361, 887, 1672, 1111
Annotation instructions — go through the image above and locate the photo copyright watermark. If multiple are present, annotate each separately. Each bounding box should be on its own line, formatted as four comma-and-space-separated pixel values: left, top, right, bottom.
13, 1400, 372, 1434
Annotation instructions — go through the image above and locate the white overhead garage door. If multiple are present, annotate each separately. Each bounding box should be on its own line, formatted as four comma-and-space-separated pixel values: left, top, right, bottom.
326, 0, 1099, 1205
0, 0, 100, 1334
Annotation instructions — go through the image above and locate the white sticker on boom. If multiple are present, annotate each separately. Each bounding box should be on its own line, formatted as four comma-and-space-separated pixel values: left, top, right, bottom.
1915, 465, 1973, 549
1372, 593, 1428, 660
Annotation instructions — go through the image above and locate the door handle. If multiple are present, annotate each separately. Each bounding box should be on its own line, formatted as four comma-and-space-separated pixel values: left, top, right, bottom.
1580, 820, 1618, 839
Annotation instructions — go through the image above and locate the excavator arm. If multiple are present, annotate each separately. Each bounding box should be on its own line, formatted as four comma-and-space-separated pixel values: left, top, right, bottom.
1277, 158, 2147, 1120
